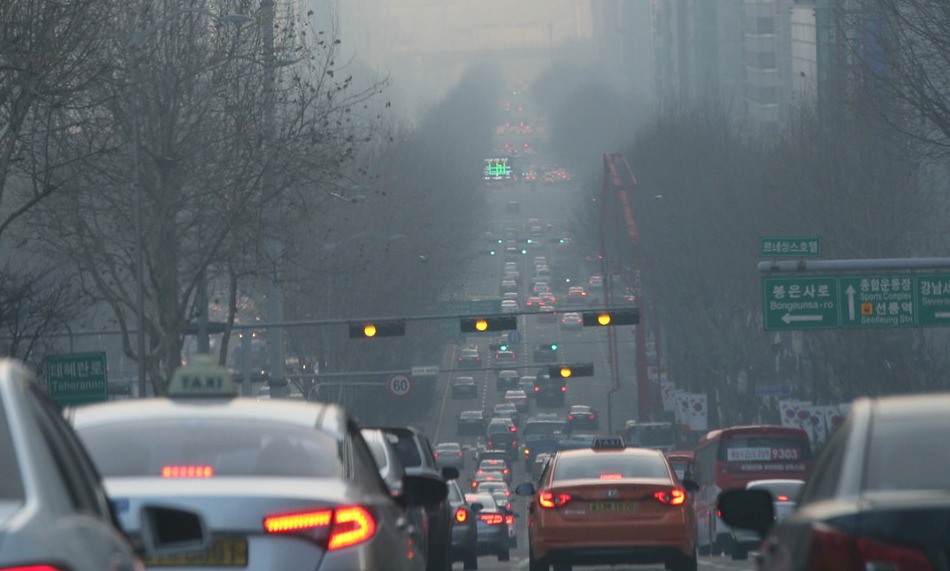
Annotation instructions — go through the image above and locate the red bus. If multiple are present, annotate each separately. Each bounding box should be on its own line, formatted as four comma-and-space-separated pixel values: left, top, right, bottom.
690, 425, 812, 556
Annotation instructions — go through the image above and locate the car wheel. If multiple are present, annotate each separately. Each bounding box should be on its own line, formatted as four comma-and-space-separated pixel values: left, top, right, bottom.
529, 546, 548, 571
731, 544, 748, 560
426, 540, 451, 571
710, 536, 723, 556
463, 553, 478, 570
669, 548, 698, 571
498, 548, 510, 562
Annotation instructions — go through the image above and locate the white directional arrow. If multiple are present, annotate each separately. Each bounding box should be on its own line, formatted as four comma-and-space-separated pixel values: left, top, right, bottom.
782, 313, 824, 324
846, 285, 857, 320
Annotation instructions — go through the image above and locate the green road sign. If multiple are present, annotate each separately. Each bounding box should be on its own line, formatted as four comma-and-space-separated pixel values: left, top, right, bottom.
763, 277, 839, 330
45, 352, 108, 407
916, 274, 950, 326
839, 275, 915, 328
760, 236, 822, 258
764, 274, 950, 330
469, 298, 502, 314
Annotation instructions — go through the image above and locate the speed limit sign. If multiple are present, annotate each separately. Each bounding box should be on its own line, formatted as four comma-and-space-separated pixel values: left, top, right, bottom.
387, 373, 413, 398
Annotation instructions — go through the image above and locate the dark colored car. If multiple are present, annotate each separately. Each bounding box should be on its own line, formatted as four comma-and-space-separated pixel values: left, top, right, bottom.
457, 346, 481, 369
381, 427, 460, 571
452, 376, 478, 399
465, 491, 511, 562
486, 418, 519, 459
533, 342, 559, 362
496, 369, 520, 391
447, 479, 479, 570
566, 404, 599, 432
458, 410, 487, 436
719, 393, 950, 571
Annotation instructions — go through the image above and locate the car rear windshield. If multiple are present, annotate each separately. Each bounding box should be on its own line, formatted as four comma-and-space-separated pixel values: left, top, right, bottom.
0, 397, 25, 499
77, 419, 343, 478
554, 453, 670, 481
524, 421, 566, 436
865, 417, 950, 491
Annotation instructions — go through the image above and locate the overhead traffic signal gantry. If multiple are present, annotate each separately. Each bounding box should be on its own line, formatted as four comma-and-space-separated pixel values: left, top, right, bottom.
460, 315, 518, 333
548, 363, 594, 378
582, 309, 640, 326
348, 320, 406, 338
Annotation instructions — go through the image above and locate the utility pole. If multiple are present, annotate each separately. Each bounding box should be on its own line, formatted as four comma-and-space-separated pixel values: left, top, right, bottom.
261, 0, 285, 393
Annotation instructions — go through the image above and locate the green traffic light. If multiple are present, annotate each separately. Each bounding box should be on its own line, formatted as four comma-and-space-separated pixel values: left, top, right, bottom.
551, 343, 558, 350
527, 239, 533, 244
497, 239, 503, 244
489, 250, 496, 255
521, 249, 527, 254
500, 344, 509, 351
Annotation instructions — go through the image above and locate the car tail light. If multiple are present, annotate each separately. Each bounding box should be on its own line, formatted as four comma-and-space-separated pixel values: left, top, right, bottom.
479, 513, 505, 525
600, 473, 623, 480
503, 468, 510, 474
1, 567, 68, 571
509, 426, 517, 432
561, 386, 567, 392
776, 495, 789, 501
455, 507, 469, 524
505, 514, 514, 526
807, 525, 934, 571
487, 441, 493, 448
471, 481, 478, 488
654, 489, 687, 506
457, 452, 463, 457
568, 415, 574, 420
263, 506, 376, 550
534, 386, 539, 392
433, 452, 439, 457
538, 491, 572, 508
588, 414, 595, 420
162, 465, 214, 478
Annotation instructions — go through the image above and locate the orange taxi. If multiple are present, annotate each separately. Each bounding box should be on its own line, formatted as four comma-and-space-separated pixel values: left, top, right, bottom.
516, 437, 698, 571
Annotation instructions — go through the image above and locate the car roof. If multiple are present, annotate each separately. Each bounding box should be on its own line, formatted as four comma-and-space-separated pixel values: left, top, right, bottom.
68, 397, 348, 440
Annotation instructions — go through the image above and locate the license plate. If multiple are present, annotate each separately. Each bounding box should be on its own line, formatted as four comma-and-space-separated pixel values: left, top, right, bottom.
589, 501, 638, 513
144, 538, 248, 567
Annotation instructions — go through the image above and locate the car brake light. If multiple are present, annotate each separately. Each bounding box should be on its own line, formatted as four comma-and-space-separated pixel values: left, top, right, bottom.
433, 452, 439, 457
568, 415, 574, 420
471, 481, 478, 488
561, 386, 567, 392
776, 495, 789, 501
600, 473, 623, 480
455, 507, 468, 523
263, 506, 376, 550
505, 514, 514, 525
808, 525, 934, 571
162, 465, 214, 478
534, 387, 539, 392
509, 426, 517, 432
503, 468, 509, 474
479, 513, 504, 525
487, 441, 493, 447
1, 567, 68, 571
457, 452, 463, 457
654, 489, 686, 506
538, 491, 572, 508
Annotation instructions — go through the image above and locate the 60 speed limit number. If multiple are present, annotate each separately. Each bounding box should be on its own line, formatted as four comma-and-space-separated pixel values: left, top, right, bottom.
387, 373, 412, 397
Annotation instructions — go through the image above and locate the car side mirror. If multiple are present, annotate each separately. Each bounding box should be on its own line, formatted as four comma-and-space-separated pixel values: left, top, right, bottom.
441, 466, 460, 481
515, 482, 536, 496
139, 505, 208, 558
470, 501, 484, 513
681, 479, 700, 493
717, 489, 776, 538
403, 473, 448, 507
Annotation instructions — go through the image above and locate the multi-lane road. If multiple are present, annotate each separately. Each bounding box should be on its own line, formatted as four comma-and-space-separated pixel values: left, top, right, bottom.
413, 175, 756, 570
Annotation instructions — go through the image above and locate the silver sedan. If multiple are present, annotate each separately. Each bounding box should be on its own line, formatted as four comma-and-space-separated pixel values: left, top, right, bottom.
67, 359, 445, 571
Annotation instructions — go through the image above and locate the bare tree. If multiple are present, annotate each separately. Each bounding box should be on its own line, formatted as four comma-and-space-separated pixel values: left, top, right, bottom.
34, 0, 383, 393
848, 0, 950, 156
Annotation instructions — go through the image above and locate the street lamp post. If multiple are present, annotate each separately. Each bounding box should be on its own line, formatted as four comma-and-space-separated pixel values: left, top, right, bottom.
127, 8, 251, 396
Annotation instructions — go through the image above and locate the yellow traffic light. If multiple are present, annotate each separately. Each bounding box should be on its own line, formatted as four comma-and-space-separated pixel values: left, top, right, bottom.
559, 366, 572, 378
597, 313, 611, 326
348, 320, 405, 338
475, 319, 488, 332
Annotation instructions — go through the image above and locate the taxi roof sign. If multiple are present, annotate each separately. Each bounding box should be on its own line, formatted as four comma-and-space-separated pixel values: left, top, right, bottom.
166, 355, 238, 399
591, 436, 626, 450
